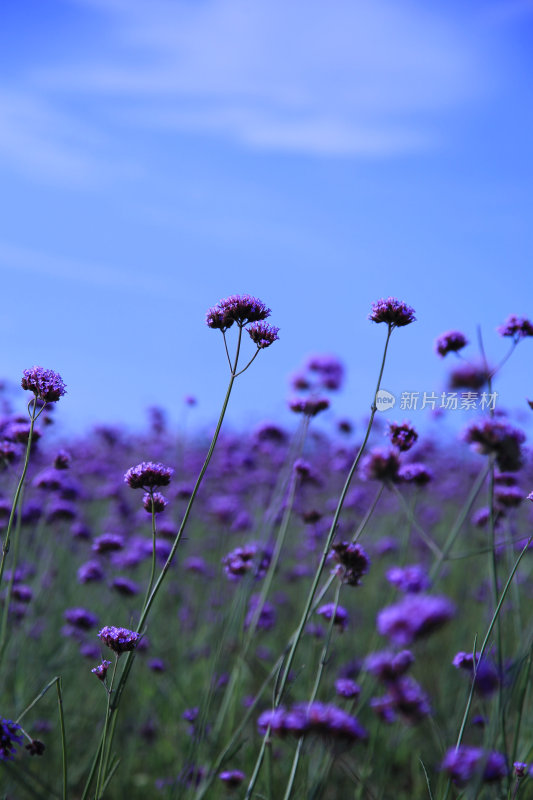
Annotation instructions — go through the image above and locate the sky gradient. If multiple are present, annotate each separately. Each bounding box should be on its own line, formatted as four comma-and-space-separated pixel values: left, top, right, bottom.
1, 0, 532, 438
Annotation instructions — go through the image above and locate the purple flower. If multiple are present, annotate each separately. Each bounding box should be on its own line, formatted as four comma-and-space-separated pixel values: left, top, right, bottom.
452, 651, 499, 697
514, 762, 528, 778
377, 594, 455, 646
435, 331, 468, 357
317, 603, 348, 631
386, 565, 430, 594
247, 322, 280, 349
206, 294, 271, 331
77, 560, 104, 584
497, 315, 533, 340
64, 608, 99, 630
388, 422, 418, 452
21, 367, 66, 403
306, 355, 345, 391
219, 770, 246, 788
397, 463, 433, 486
289, 397, 330, 417
91, 660, 111, 682
257, 702, 366, 743
0, 718, 24, 761
110, 577, 141, 596
98, 625, 140, 655
245, 594, 276, 631
364, 650, 414, 682
463, 419, 526, 472
330, 541, 370, 587
441, 746, 507, 786
92, 533, 124, 554
335, 678, 361, 699
361, 447, 401, 483
143, 492, 168, 513
449, 364, 488, 390
368, 298, 416, 328
124, 462, 174, 490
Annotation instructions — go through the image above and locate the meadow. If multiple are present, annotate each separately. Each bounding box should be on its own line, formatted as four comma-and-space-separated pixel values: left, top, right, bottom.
1, 296, 533, 800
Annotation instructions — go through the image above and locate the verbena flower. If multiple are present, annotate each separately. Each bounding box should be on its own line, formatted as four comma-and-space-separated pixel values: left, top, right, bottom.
219, 770, 246, 788
25, 739, 45, 755
435, 331, 468, 357
463, 419, 526, 472
497, 315, 533, 340
441, 746, 507, 786
98, 626, 140, 654
21, 367, 66, 403
361, 447, 401, 483
247, 322, 280, 349
206, 294, 271, 331
364, 650, 414, 682
91, 660, 112, 682
64, 608, 99, 630
368, 298, 416, 328
386, 565, 430, 594
306, 355, 345, 391
331, 541, 370, 587
257, 702, 366, 743
452, 651, 499, 697
388, 422, 418, 452
335, 678, 361, 699
143, 491, 168, 513
449, 364, 488, 390
0, 718, 24, 761
289, 397, 330, 417
397, 462, 433, 486
377, 594, 455, 645
316, 603, 349, 631
124, 462, 174, 490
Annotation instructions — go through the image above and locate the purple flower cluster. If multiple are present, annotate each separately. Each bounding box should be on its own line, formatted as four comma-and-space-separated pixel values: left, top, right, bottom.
222, 544, 270, 581
435, 331, 468, 357
21, 366, 66, 403
497, 314, 533, 340
206, 294, 271, 331
91, 660, 112, 682
452, 651, 499, 697
361, 447, 400, 483
257, 701, 367, 743
388, 422, 418, 452
441, 746, 507, 785
247, 321, 280, 349
98, 626, 140, 654
0, 718, 23, 761
289, 397, 330, 417
330, 541, 370, 587
463, 419, 526, 472
368, 298, 416, 328
377, 594, 455, 646
386, 564, 430, 594
316, 603, 349, 631
124, 462, 174, 490
364, 650, 430, 723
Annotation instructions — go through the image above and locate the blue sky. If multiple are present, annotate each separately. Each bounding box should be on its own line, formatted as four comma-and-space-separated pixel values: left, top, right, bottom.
1, 0, 532, 438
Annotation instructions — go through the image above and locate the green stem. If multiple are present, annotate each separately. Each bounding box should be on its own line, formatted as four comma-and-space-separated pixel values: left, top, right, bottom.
56, 677, 68, 800
139, 494, 158, 618
95, 655, 119, 799
245, 326, 393, 799
0, 398, 39, 654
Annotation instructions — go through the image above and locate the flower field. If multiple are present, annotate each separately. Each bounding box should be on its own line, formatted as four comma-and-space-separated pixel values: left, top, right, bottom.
1, 297, 533, 800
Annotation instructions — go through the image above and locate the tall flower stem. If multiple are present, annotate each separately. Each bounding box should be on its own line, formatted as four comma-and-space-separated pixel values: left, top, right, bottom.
95, 655, 119, 800
0, 397, 42, 659
245, 326, 393, 799
139, 494, 158, 617
92, 330, 244, 795
282, 579, 343, 800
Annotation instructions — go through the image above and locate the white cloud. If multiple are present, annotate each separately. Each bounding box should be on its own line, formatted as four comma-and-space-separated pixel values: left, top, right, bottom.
38, 0, 488, 156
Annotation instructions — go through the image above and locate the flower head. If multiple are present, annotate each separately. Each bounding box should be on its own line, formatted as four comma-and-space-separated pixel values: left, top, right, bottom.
497, 315, 533, 340
21, 367, 66, 403
463, 419, 526, 472
441, 746, 507, 786
435, 331, 468, 357
143, 491, 168, 513
124, 461, 174, 490
219, 770, 246, 788
377, 594, 455, 646
247, 322, 279, 349
91, 660, 112, 682
388, 422, 418, 452
317, 603, 349, 631
98, 625, 140, 655
368, 298, 416, 328
331, 541, 370, 587
0, 718, 23, 761
206, 294, 271, 331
